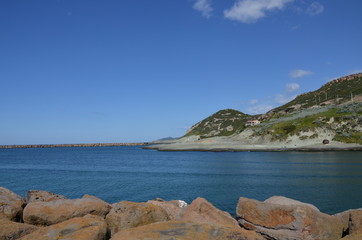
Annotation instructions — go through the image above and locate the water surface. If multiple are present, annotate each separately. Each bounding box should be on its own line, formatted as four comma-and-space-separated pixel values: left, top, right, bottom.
0, 146, 361, 215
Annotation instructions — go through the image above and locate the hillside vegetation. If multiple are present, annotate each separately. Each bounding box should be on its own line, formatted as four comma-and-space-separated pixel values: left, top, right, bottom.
184, 73, 362, 145
185, 109, 250, 138
271, 73, 362, 114
252, 102, 362, 144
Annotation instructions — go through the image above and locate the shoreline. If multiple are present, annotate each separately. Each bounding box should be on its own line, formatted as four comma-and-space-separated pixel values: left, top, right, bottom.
144, 142, 362, 152
0, 142, 148, 149
2, 141, 362, 152
144, 146, 362, 152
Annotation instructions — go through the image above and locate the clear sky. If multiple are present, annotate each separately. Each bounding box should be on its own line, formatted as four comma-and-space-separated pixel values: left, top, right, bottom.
1, 0, 361, 144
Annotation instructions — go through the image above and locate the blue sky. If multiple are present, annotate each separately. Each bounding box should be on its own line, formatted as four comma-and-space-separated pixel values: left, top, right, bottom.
1, 0, 361, 144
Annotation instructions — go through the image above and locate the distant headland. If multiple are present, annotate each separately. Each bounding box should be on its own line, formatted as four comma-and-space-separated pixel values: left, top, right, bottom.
148, 73, 362, 152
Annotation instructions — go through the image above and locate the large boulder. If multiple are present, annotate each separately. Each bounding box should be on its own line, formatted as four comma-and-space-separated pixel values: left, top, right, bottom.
147, 198, 187, 220
335, 208, 362, 237
110, 220, 265, 240
236, 196, 344, 240
0, 218, 38, 240
23, 195, 111, 225
180, 197, 239, 228
0, 187, 26, 221
106, 201, 170, 236
18, 215, 107, 240
25, 190, 67, 204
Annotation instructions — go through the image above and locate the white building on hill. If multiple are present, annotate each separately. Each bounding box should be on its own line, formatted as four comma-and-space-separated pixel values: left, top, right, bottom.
245, 120, 261, 126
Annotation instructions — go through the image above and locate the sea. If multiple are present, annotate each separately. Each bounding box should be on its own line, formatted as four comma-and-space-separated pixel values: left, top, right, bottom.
1, 146, 362, 216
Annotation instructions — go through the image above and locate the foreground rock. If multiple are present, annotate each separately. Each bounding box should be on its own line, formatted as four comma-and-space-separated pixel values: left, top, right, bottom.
2, 186, 362, 240
180, 197, 239, 228
23, 195, 111, 225
147, 198, 187, 220
335, 208, 362, 236
106, 201, 170, 236
25, 190, 67, 203
237, 196, 344, 240
110, 220, 265, 240
0, 219, 38, 240
0, 187, 26, 221
19, 215, 107, 240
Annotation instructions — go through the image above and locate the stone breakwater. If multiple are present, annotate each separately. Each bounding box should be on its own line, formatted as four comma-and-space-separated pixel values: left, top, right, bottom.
0, 142, 148, 149
0, 187, 361, 240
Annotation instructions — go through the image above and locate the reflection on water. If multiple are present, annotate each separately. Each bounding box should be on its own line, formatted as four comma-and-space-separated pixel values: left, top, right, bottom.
0, 147, 361, 215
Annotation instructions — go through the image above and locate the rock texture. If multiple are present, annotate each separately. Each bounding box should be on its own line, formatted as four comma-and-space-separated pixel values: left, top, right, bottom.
23, 196, 111, 226
335, 208, 362, 236
180, 197, 240, 228
1, 186, 361, 240
236, 196, 344, 240
264, 196, 320, 212
18, 215, 107, 240
0, 187, 26, 221
110, 220, 265, 240
25, 190, 67, 204
0, 219, 38, 240
147, 198, 187, 220
106, 201, 170, 236
341, 231, 362, 240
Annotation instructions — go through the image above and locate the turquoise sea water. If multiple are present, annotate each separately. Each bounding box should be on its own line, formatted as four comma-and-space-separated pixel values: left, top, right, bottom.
0, 146, 361, 215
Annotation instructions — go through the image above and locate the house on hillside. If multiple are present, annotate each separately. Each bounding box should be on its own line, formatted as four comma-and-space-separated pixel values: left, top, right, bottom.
245, 120, 261, 126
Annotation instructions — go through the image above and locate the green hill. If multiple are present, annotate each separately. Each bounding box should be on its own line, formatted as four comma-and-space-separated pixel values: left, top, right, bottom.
185, 109, 250, 138
184, 73, 362, 143
270, 73, 362, 114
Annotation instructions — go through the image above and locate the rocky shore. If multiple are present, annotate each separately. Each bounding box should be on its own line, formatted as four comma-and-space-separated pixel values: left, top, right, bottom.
145, 134, 362, 152
0, 142, 148, 149
145, 141, 362, 152
1, 187, 361, 240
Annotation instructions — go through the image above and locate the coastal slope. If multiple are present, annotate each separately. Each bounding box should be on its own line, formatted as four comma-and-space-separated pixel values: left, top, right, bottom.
147, 73, 362, 151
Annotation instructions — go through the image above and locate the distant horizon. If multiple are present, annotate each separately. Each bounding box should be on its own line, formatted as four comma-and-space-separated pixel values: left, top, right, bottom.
1, 0, 361, 145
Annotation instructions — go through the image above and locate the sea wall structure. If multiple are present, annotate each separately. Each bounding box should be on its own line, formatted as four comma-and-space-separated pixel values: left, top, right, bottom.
0, 142, 148, 149
1, 187, 361, 240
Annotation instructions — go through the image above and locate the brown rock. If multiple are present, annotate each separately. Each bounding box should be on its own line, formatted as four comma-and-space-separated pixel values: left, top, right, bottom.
180, 197, 239, 228
82, 194, 104, 201
81, 194, 111, 205
18, 215, 107, 240
23, 196, 111, 226
335, 208, 362, 236
0, 218, 38, 240
237, 196, 344, 240
110, 220, 265, 240
264, 196, 320, 211
106, 201, 170, 236
0, 187, 26, 221
341, 231, 362, 240
25, 190, 67, 204
147, 198, 187, 220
